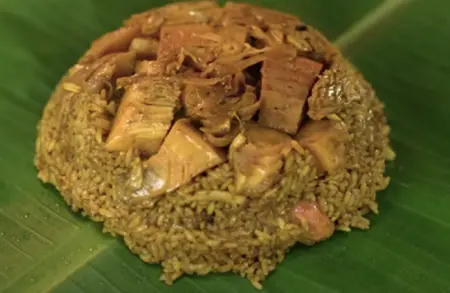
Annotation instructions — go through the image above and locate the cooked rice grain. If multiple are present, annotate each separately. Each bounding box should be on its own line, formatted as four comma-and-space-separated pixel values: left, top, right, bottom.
34, 1, 393, 289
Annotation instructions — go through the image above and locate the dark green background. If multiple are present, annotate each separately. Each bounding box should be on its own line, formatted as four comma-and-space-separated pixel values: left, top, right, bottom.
1, 0, 449, 292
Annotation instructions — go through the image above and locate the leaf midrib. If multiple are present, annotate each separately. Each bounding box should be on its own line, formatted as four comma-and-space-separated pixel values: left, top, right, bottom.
334, 0, 413, 53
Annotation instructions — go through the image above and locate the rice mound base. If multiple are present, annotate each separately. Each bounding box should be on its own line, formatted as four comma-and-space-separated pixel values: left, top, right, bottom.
35, 1, 395, 289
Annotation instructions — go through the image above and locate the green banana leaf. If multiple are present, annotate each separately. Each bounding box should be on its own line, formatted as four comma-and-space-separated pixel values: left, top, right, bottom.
1, 0, 449, 292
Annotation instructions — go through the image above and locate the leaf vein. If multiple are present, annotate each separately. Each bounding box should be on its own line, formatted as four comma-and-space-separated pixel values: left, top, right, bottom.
363, 237, 450, 289
0, 236, 35, 261
386, 197, 450, 229
90, 266, 123, 293
0, 210, 54, 246
14, 184, 79, 227
116, 252, 164, 293
277, 266, 339, 293
185, 277, 209, 293
1, 227, 111, 293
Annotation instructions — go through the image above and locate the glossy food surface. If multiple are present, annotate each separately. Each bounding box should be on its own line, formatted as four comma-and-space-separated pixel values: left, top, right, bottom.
1, 0, 449, 293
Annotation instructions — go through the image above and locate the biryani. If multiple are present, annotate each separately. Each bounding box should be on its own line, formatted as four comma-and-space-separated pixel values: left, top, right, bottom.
34, 1, 395, 289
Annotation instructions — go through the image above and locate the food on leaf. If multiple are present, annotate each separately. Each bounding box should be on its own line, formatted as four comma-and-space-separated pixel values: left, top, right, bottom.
35, 1, 394, 289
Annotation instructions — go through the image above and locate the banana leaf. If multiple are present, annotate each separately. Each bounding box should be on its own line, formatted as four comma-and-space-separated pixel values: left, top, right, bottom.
1, 0, 449, 292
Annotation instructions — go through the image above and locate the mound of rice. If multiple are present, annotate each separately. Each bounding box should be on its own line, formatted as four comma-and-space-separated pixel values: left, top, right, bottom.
35, 1, 394, 289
